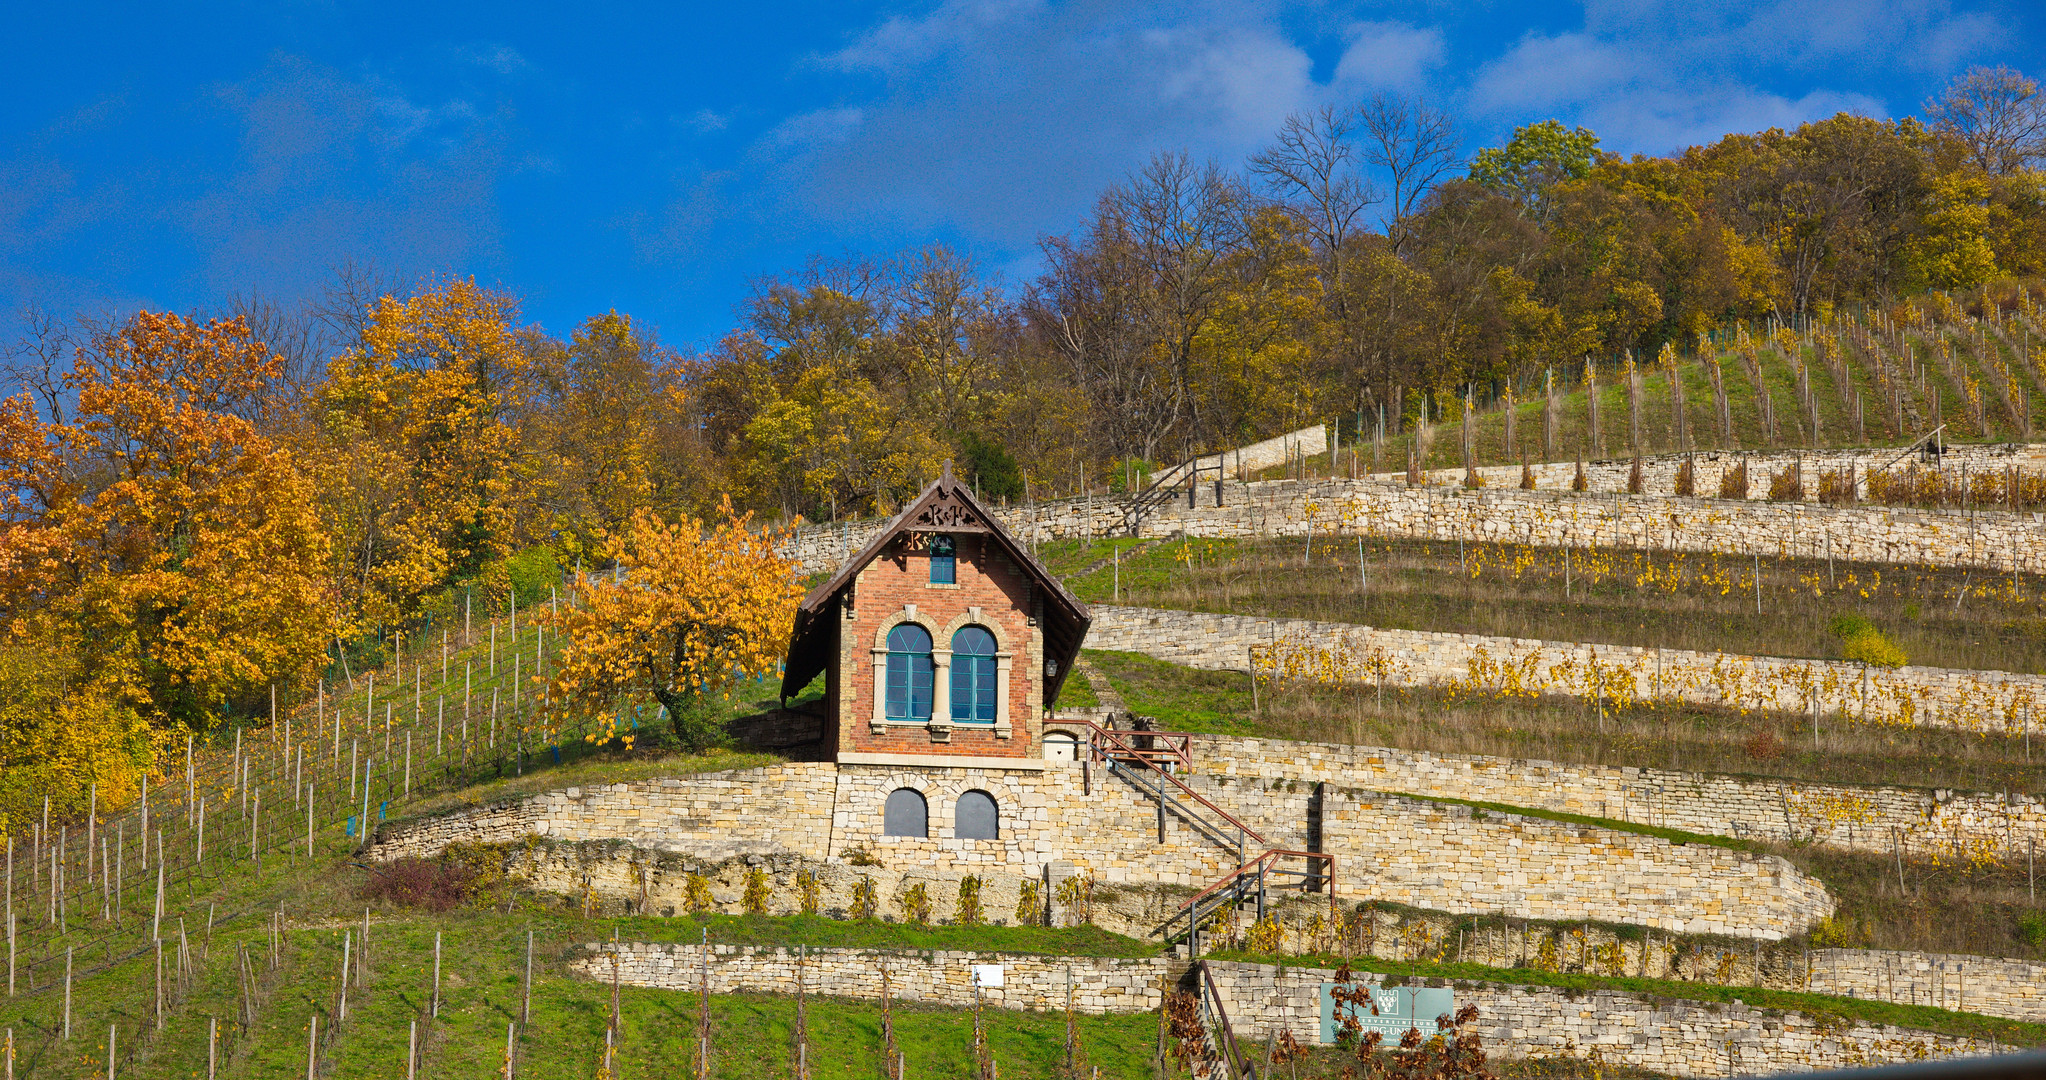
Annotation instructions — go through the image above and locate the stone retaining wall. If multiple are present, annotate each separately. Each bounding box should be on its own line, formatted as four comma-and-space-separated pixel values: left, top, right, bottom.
371, 760, 1832, 938
787, 446, 2046, 576
1087, 604, 2046, 738
572, 943, 2004, 1077
1230, 903, 2046, 1026
1190, 733, 2046, 864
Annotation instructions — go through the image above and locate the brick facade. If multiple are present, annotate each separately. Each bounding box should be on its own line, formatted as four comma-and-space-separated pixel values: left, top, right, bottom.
831, 532, 1043, 759
784, 468, 1088, 765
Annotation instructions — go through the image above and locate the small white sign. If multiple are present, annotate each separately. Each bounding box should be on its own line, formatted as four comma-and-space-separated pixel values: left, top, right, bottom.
971, 964, 1004, 988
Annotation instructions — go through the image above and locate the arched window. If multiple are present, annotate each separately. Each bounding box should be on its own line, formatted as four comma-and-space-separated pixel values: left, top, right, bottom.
929, 535, 956, 584
956, 790, 999, 840
885, 624, 934, 721
950, 625, 998, 723
884, 788, 928, 837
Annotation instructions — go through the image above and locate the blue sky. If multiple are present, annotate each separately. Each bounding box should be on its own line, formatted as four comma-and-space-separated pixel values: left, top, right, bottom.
1, 0, 2039, 352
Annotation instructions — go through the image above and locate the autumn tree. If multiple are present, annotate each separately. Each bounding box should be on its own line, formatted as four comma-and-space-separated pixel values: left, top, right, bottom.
524, 311, 703, 561
1927, 65, 2046, 176
311, 278, 527, 630
0, 313, 334, 816
542, 504, 801, 751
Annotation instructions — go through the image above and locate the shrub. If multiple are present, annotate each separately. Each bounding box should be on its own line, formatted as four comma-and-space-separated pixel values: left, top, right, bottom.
901, 882, 932, 925
1743, 730, 1785, 761
684, 873, 714, 913
1674, 457, 1695, 497
742, 867, 772, 914
2019, 911, 2046, 949
1719, 459, 1749, 499
1054, 871, 1095, 926
955, 876, 984, 925
1015, 880, 1044, 926
851, 876, 879, 920
359, 856, 479, 912
1829, 614, 1907, 668
796, 868, 821, 915
1767, 464, 1804, 502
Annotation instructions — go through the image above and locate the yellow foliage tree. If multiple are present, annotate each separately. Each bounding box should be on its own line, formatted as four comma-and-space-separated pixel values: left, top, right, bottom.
542, 503, 801, 751
313, 278, 527, 629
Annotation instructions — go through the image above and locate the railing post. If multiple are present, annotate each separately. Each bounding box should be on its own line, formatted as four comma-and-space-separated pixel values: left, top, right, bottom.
1156, 769, 1166, 844
1257, 859, 1267, 925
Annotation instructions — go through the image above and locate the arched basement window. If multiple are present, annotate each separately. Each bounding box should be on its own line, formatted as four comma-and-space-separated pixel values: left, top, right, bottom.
950, 625, 998, 723
929, 534, 956, 584
884, 788, 928, 837
885, 623, 934, 721
956, 790, 999, 839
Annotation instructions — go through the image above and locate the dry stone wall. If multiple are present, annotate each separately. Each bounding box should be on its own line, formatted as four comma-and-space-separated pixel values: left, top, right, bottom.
1236, 903, 2046, 1026
1203, 960, 2002, 1077
787, 447, 2046, 576
1086, 604, 2046, 738
371, 760, 1833, 938
572, 943, 2003, 1077
1190, 733, 2046, 864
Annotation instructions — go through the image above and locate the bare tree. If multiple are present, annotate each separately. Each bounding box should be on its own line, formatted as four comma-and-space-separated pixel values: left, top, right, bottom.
1249, 106, 1378, 282
1926, 66, 2046, 176
1106, 152, 1246, 459
1359, 94, 1462, 255
2, 305, 75, 424
313, 259, 400, 358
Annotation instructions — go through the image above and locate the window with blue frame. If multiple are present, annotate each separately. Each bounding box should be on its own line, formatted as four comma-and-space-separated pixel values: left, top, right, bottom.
929, 534, 956, 584
950, 625, 999, 723
885, 623, 934, 720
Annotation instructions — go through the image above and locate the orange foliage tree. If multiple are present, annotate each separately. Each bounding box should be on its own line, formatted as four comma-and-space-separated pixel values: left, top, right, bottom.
0, 313, 335, 821
542, 504, 800, 751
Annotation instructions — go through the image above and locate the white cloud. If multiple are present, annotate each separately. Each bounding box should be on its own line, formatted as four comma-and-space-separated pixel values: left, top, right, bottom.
766, 107, 865, 150
726, 1, 1342, 247
822, 0, 1044, 73
1331, 21, 1447, 90
1461, 0, 2001, 155
462, 44, 532, 76
1469, 33, 1632, 114
687, 108, 729, 134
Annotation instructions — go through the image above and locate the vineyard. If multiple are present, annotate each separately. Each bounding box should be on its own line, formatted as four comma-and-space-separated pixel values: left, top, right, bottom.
1353, 290, 2046, 479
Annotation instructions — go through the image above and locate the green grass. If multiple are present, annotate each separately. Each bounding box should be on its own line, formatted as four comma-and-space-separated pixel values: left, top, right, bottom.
1063, 534, 2046, 677
1204, 949, 2046, 1048
1055, 671, 1100, 709
1407, 795, 1762, 856
593, 913, 1160, 958
390, 748, 783, 824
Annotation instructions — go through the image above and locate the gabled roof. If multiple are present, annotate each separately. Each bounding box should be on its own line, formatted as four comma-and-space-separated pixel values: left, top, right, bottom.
780, 464, 1092, 706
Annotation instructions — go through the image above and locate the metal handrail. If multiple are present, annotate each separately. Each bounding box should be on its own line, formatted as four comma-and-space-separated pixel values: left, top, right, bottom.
1197, 960, 1250, 1079
1078, 720, 1252, 842
1072, 716, 1193, 770
1179, 849, 1332, 913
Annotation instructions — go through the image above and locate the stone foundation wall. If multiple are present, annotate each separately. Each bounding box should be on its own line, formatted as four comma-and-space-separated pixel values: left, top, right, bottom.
1087, 604, 2046, 737
572, 943, 2002, 1077
371, 760, 1833, 938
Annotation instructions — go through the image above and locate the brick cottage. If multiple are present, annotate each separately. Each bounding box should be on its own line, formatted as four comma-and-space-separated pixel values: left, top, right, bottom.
780, 465, 1093, 780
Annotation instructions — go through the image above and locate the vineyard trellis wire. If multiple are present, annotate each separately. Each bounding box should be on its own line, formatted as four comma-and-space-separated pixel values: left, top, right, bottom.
0, 580, 690, 1074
